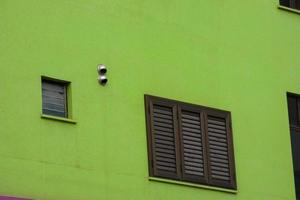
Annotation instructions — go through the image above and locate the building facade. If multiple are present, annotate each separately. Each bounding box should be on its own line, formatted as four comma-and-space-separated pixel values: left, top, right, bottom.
1, 0, 300, 199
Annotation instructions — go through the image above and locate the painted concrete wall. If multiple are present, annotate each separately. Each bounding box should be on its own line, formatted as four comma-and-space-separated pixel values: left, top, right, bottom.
0, 0, 300, 199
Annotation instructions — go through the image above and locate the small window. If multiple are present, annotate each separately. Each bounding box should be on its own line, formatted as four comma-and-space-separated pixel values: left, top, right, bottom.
280, 0, 300, 10
144, 95, 237, 190
42, 77, 69, 118
287, 93, 300, 199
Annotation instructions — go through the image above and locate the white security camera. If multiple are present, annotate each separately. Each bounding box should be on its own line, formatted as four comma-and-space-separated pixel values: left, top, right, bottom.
97, 64, 107, 74
97, 64, 108, 86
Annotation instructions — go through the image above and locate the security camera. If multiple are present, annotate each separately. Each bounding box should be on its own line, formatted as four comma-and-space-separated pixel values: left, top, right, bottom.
97, 64, 107, 74
97, 64, 108, 86
98, 75, 108, 85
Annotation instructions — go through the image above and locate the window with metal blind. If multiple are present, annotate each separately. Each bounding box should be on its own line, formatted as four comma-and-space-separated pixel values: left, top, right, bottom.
280, 0, 300, 10
145, 95, 236, 190
42, 78, 69, 118
287, 93, 300, 199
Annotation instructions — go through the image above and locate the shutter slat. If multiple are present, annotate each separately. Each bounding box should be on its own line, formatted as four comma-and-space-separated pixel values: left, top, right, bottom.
184, 152, 203, 159
154, 130, 174, 137
182, 118, 201, 125
153, 121, 173, 129
153, 113, 173, 120
156, 165, 176, 172
184, 161, 203, 168
209, 140, 227, 147
208, 132, 227, 139
208, 123, 226, 130
185, 170, 204, 176
154, 126, 173, 133
211, 166, 229, 172
207, 118, 226, 126
185, 166, 204, 172
182, 123, 201, 129
155, 135, 174, 142
184, 148, 203, 155
155, 144, 175, 151
183, 135, 202, 142
184, 157, 203, 164
155, 152, 176, 159
208, 128, 226, 134
154, 117, 173, 124
182, 127, 201, 134
182, 114, 200, 120
183, 144, 202, 151
212, 175, 230, 181
183, 139, 203, 146
209, 136, 227, 143
153, 108, 172, 115
182, 131, 201, 138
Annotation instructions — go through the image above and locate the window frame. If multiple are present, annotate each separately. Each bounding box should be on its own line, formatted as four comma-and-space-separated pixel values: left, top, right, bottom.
41, 76, 70, 119
279, 0, 300, 10
287, 92, 300, 199
144, 94, 237, 190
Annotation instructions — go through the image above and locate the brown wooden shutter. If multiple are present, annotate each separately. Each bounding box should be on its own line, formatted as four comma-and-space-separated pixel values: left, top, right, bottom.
178, 106, 208, 184
145, 96, 181, 180
205, 111, 236, 189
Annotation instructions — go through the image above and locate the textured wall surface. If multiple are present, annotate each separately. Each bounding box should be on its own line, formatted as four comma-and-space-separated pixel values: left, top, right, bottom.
0, 0, 300, 199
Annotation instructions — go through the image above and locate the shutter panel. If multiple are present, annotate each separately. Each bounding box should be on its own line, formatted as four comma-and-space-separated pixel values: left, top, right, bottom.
146, 98, 181, 180
179, 108, 208, 184
206, 114, 236, 189
42, 81, 67, 118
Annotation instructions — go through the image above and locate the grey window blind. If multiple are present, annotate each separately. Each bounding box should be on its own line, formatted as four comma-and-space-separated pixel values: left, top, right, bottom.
42, 80, 67, 118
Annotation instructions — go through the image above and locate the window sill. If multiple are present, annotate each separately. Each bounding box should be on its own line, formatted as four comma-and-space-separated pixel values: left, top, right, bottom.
278, 5, 300, 14
41, 114, 77, 124
148, 177, 237, 194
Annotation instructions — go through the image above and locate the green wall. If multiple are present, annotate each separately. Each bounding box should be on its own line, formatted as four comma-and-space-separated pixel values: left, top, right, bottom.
1, 0, 300, 199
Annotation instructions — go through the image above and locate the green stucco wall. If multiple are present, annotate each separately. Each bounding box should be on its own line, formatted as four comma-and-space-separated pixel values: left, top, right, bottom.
1, 0, 300, 199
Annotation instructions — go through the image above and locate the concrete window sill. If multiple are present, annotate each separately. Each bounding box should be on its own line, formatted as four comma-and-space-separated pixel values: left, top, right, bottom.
278, 5, 300, 14
41, 114, 77, 124
148, 177, 238, 194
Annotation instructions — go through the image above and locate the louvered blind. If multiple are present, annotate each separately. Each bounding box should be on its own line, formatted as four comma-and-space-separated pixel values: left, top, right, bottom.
207, 115, 235, 188
42, 80, 67, 118
151, 104, 179, 179
180, 110, 207, 183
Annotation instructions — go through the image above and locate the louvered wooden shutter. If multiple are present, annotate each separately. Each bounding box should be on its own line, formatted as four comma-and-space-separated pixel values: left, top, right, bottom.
206, 112, 236, 189
146, 98, 181, 180
178, 106, 208, 184
145, 95, 236, 189
42, 80, 68, 118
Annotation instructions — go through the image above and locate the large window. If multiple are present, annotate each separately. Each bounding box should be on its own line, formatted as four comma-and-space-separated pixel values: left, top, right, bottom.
287, 93, 300, 199
144, 95, 237, 189
42, 77, 69, 118
280, 0, 300, 10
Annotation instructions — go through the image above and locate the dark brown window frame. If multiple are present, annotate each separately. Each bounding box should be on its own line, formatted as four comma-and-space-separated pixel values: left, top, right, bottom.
287, 92, 300, 199
280, 0, 300, 10
144, 95, 237, 190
